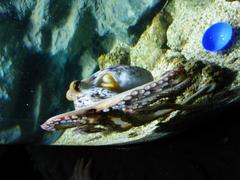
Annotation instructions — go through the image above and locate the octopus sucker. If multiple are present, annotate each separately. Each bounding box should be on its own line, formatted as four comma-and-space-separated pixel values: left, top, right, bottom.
150, 82, 157, 88
103, 108, 110, 112
143, 91, 151, 96
123, 95, 132, 101
41, 62, 234, 133
144, 85, 151, 90
131, 90, 139, 96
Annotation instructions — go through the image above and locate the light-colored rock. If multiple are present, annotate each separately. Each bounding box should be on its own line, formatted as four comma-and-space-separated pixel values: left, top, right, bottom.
97, 12, 169, 71
130, 13, 168, 70
80, 50, 98, 79
0, 0, 35, 20
54, 120, 162, 146
23, 0, 50, 52
21, 0, 164, 55
0, 19, 28, 121
94, 0, 162, 43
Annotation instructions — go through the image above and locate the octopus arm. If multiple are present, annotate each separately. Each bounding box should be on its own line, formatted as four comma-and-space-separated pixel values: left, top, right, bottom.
41, 65, 191, 131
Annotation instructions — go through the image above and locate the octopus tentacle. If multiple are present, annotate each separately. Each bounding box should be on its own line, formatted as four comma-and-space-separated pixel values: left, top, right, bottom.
127, 78, 191, 112
42, 81, 218, 131
138, 82, 218, 120
108, 65, 188, 112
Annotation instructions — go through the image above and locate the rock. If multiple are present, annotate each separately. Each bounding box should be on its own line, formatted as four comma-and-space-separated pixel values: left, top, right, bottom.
54, 121, 161, 146
98, 12, 169, 71
0, 0, 35, 20
98, 43, 130, 69
0, 125, 21, 144
0, 18, 29, 121
0, 54, 13, 102
23, 0, 87, 54
41, 131, 64, 145
130, 13, 168, 70
80, 50, 98, 79
6, 0, 166, 55
94, 0, 164, 43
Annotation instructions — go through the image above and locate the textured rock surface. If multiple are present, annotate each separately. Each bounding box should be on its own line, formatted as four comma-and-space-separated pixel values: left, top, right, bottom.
130, 13, 168, 70
94, 0, 163, 43
0, 17, 29, 122
98, 43, 130, 69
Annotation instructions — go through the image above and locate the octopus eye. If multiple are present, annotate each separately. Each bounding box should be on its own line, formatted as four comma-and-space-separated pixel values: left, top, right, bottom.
70, 80, 81, 92
66, 80, 81, 101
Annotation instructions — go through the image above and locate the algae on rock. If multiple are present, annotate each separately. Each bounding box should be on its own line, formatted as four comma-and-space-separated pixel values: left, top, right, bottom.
98, 45, 130, 69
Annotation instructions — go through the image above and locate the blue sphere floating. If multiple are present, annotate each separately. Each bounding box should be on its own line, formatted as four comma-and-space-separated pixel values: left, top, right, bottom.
202, 22, 233, 52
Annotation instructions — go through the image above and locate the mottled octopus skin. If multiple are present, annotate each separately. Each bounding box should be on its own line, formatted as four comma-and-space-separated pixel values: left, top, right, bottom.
80, 65, 154, 92
41, 65, 193, 132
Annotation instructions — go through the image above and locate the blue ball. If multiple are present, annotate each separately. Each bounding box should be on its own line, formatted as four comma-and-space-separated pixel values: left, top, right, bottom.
202, 22, 233, 52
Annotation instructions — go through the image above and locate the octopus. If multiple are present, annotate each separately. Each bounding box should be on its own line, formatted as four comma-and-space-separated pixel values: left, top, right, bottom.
41, 60, 234, 134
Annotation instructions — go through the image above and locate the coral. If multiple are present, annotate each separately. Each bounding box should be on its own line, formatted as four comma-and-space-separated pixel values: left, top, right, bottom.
130, 13, 168, 70
98, 12, 169, 71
